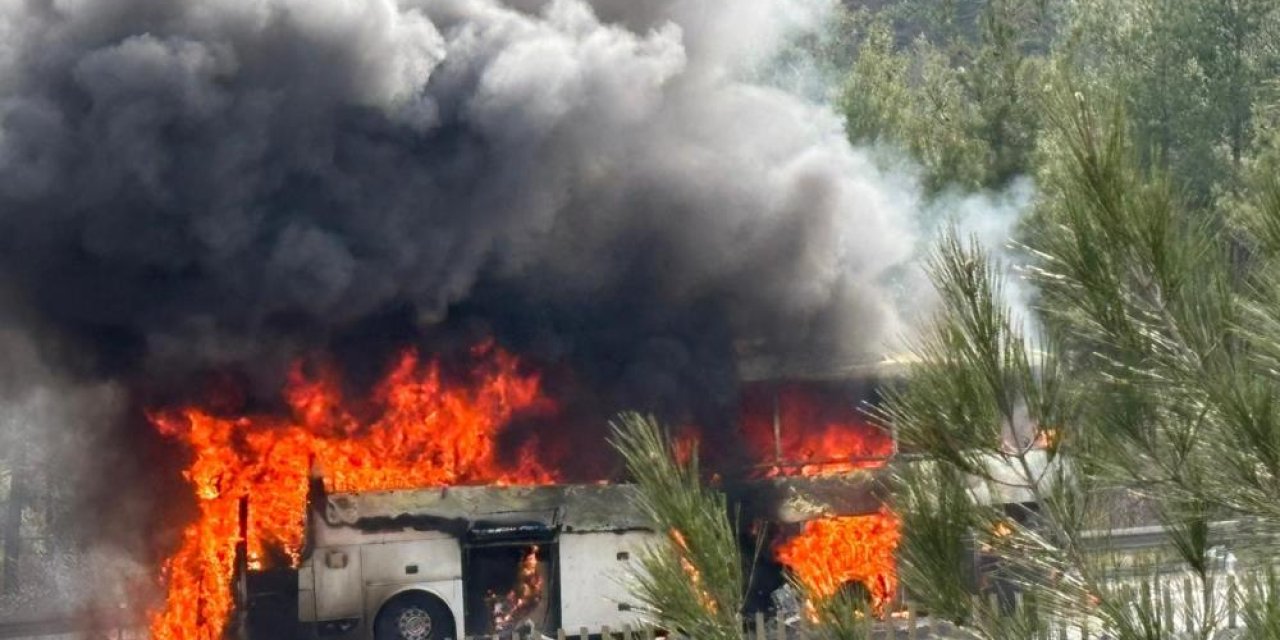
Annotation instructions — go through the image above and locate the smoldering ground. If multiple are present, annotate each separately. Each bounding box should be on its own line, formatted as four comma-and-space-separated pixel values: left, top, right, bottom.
0, 0, 943, 615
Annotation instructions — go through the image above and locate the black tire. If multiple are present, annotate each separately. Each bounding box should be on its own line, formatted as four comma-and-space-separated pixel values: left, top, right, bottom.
374, 592, 457, 640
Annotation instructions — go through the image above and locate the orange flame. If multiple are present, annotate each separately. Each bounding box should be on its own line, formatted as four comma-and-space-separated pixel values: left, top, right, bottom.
774, 508, 902, 615
670, 529, 718, 613
491, 546, 546, 631
740, 383, 892, 477
672, 432, 700, 467
743, 384, 900, 615
148, 343, 557, 639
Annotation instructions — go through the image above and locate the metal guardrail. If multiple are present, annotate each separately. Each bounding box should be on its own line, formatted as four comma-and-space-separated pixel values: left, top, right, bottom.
1078, 519, 1263, 553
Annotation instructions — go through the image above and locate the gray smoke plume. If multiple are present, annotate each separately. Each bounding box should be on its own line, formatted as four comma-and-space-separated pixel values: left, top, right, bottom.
0, 0, 918, 400
0, 301, 140, 620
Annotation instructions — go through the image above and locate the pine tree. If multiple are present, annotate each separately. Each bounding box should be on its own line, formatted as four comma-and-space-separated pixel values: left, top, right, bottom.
610, 413, 749, 640
882, 89, 1280, 638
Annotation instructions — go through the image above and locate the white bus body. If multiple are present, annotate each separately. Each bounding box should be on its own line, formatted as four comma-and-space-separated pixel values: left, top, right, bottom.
297, 485, 656, 640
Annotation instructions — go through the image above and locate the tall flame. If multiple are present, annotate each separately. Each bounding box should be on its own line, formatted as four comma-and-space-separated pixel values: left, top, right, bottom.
148, 343, 557, 639
774, 508, 902, 615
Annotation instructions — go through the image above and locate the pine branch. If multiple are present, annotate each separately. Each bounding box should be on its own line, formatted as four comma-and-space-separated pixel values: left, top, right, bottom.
609, 413, 746, 640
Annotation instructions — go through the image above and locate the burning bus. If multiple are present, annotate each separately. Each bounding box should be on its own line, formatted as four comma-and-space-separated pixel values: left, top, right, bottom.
152, 346, 1036, 639
295, 483, 655, 640
289, 478, 905, 640
236, 351, 909, 640
265, 354, 909, 640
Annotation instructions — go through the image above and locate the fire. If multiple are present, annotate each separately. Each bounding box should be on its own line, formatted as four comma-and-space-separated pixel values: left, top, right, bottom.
148, 343, 557, 639
670, 529, 717, 613
491, 546, 546, 632
743, 383, 900, 615
146, 344, 906, 637
774, 508, 902, 615
740, 383, 893, 477
672, 432, 700, 467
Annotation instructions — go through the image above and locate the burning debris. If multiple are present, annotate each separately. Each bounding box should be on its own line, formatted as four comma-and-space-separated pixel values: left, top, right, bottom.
736, 377, 902, 616
740, 382, 894, 478
774, 508, 902, 615
488, 546, 546, 633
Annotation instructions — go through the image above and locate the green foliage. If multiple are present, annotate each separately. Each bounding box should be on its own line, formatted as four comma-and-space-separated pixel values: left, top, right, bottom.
875, 225, 1096, 637
1240, 570, 1280, 639
1029, 92, 1280, 525
877, 229, 1067, 475
892, 462, 981, 623
609, 413, 747, 640
1060, 0, 1280, 202
836, 0, 1280, 209
797, 583, 875, 640
776, 1, 1280, 635
885, 82, 1280, 637
838, 1, 1052, 192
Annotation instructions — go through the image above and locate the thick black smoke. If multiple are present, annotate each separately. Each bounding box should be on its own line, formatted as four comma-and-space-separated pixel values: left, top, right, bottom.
0, 0, 1053, 618
0, 0, 920, 427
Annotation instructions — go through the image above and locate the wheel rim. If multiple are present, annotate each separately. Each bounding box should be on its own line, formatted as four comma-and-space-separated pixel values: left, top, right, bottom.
397, 606, 433, 640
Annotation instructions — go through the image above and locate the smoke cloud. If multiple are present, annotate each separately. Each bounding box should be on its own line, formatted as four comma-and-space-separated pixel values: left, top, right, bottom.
0, 306, 138, 617
0, 0, 919, 402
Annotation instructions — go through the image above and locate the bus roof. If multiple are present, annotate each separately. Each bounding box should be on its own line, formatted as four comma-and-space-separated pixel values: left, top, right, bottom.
322, 483, 653, 534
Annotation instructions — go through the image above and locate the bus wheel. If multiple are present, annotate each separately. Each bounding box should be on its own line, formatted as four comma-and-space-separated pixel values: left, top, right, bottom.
374, 592, 456, 640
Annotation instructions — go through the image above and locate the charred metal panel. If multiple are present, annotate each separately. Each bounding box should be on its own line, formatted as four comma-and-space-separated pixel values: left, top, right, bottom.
467, 520, 557, 545
325, 485, 652, 533
732, 471, 887, 523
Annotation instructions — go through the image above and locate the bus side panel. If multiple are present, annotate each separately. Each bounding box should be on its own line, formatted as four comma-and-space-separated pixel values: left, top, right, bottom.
360, 538, 462, 584
360, 539, 465, 637
315, 545, 364, 621
558, 531, 655, 631
298, 559, 317, 622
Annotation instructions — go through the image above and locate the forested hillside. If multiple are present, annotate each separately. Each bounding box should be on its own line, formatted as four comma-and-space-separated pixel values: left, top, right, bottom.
824, 0, 1278, 202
